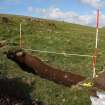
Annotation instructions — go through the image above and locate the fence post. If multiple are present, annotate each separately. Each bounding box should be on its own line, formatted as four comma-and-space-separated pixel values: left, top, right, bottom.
92, 9, 99, 78
20, 23, 23, 48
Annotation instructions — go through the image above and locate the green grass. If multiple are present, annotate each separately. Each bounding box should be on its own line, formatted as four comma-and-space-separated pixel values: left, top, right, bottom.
0, 14, 105, 105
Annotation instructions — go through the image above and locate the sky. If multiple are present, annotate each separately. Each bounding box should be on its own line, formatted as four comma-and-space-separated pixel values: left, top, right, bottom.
0, 0, 105, 27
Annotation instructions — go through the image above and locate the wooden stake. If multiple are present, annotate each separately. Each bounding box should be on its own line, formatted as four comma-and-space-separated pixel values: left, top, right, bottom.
92, 9, 99, 78
95, 9, 99, 49
19, 23, 22, 48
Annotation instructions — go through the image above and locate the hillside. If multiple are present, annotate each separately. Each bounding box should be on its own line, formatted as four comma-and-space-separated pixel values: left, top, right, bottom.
0, 14, 105, 105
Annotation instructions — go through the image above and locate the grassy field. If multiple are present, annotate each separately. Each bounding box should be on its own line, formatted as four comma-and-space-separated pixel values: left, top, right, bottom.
0, 14, 105, 105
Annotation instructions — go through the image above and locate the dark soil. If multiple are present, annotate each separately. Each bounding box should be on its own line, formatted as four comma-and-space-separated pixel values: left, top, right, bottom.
0, 78, 44, 105
93, 71, 105, 90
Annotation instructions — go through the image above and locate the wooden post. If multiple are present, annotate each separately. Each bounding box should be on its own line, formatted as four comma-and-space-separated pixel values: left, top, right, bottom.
92, 49, 98, 78
19, 23, 22, 48
92, 9, 99, 78
95, 9, 99, 49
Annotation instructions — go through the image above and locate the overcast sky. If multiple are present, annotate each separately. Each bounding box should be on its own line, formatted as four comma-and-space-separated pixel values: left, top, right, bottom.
0, 0, 105, 27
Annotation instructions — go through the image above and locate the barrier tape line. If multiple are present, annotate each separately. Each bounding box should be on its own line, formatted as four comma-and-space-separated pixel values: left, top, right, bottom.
23, 48, 95, 58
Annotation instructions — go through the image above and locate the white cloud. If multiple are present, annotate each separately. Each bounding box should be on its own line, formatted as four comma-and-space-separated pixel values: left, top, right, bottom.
28, 7, 105, 27
78, 0, 105, 8
28, 6, 33, 12
99, 12, 105, 26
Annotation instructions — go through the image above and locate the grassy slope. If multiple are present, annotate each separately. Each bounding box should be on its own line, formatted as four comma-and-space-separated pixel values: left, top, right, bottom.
0, 14, 105, 105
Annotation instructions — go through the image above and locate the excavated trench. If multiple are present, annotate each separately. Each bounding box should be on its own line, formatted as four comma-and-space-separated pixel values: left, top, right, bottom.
6, 49, 105, 95
6, 49, 86, 87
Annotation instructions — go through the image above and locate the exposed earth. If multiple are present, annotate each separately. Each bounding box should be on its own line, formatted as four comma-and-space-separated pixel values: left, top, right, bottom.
0, 78, 44, 105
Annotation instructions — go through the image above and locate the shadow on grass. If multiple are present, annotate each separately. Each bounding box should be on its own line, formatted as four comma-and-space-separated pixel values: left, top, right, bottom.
0, 77, 44, 105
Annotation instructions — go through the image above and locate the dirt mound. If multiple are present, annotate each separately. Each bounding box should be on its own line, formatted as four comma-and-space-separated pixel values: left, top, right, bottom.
0, 78, 43, 105
94, 71, 105, 90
